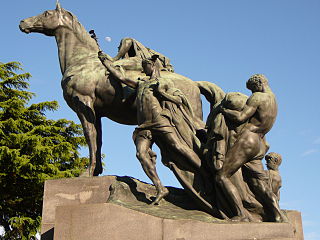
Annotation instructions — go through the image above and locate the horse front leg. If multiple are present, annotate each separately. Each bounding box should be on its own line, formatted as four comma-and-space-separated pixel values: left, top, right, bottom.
69, 91, 104, 177
74, 96, 103, 176
93, 116, 103, 176
77, 112, 97, 176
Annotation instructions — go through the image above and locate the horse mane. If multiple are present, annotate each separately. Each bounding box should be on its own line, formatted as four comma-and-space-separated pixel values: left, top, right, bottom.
62, 9, 99, 51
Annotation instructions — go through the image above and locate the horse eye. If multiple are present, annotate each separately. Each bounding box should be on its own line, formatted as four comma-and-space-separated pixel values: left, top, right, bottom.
44, 11, 50, 17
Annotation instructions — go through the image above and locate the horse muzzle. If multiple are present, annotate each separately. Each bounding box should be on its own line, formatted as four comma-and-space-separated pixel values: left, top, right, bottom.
19, 20, 31, 34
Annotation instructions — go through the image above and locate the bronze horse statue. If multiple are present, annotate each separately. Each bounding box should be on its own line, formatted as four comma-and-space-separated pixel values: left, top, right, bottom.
19, 3, 281, 223
19, 2, 212, 176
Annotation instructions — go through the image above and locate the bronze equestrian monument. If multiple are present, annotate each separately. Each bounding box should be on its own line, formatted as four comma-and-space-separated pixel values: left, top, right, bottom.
19, 2, 303, 240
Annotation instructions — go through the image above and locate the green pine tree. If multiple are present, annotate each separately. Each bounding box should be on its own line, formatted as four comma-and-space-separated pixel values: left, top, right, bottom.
0, 62, 89, 239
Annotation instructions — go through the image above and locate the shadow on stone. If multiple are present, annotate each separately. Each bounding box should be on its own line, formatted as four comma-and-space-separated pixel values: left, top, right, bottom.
108, 176, 222, 223
41, 227, 54, 240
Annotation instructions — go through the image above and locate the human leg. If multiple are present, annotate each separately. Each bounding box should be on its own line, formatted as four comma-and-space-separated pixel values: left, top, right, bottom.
244, 160, 287, 222
216, 169, 249, 221
158, 131, 213, 193
134, 130, 168, 204
250, 177, 286, 222
215, 131, 260, 221
159, 131, 202, 170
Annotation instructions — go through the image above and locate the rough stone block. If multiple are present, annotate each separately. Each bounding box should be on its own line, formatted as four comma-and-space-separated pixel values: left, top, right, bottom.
41, 176, 304, 240
54, 203, 163, 240
41, 176, 116, 239
54, 203, 303, 240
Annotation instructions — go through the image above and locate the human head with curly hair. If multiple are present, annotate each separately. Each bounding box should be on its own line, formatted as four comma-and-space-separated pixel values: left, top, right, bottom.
246, 74, 269, 93
265, 152, 282, 170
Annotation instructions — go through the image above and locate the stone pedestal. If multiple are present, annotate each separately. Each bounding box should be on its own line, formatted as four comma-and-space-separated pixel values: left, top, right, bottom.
41, 176, 304, 240
41, 176, 116, 240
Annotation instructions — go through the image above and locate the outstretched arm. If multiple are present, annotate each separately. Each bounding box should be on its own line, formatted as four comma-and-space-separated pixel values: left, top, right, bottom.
98, 51, 138, 88
221, 94, 259, 123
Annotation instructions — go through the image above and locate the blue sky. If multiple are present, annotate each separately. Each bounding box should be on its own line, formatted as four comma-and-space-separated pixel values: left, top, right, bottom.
1, 0, 319, 238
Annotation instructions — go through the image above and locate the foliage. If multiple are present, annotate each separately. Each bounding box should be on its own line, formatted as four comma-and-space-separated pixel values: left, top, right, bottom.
0, 62, 88, 239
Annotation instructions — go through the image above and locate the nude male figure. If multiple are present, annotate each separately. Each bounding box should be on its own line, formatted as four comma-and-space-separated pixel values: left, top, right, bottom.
265, 152, 282, 202
98, 52, 204, 204
216, 74, 286, 222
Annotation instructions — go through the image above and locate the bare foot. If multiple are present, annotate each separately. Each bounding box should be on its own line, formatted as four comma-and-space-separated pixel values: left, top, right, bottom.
275, 212, 289, 223
152, 187, 169, 205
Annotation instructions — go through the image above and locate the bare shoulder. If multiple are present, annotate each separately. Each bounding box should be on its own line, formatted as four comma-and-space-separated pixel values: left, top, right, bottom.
246, 92, 263, 106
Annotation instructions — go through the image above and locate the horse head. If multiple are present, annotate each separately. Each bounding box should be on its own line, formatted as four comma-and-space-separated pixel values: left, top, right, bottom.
19, 1, 74, 36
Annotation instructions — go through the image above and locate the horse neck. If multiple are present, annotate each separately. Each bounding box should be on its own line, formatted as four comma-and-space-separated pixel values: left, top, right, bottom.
55, 27, 99, 75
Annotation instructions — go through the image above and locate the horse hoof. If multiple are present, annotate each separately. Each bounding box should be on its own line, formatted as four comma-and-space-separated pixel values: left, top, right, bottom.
93, 167, 102, 176
93, 161, 103, 176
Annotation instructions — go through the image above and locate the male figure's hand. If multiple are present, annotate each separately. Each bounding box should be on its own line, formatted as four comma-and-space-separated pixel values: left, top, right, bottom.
98, 51, 114, 62
98, 51, 108, 61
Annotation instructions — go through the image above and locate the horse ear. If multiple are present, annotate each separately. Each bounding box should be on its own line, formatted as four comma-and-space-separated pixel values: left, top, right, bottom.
56, 0, 62, 13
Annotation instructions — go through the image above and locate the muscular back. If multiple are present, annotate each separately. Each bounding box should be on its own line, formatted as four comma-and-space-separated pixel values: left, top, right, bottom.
247, 89, 277, 135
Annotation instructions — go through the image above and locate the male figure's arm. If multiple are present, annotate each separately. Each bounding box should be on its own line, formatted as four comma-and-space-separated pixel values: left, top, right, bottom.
98, 51, 138, 88
221, 93, 260, 123
156, 81, 182, 105
276, 174, 282, 201
196, 81, 225, 106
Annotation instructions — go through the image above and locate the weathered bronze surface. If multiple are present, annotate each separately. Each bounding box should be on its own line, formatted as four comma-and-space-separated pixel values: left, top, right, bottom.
20, 2, 286, 223
19, 2, 205, 177
265, 152, 282, 201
